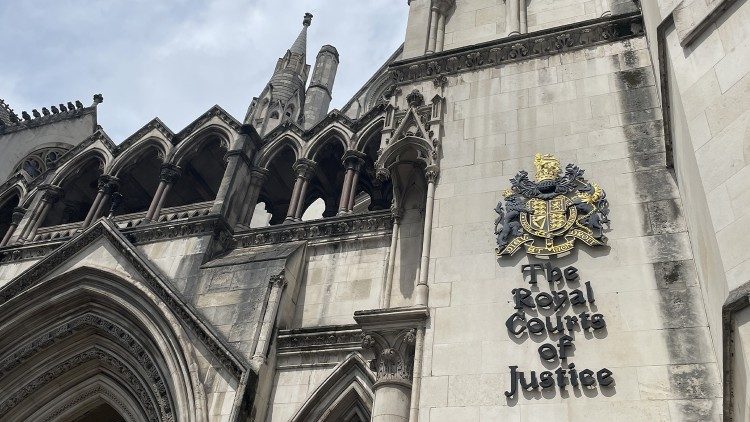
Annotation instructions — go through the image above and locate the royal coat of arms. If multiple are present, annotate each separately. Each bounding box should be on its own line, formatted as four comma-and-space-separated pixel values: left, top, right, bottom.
495, 154, 610, 257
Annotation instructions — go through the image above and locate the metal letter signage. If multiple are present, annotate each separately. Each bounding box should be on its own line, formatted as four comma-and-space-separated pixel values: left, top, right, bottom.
495, 154, 610, 257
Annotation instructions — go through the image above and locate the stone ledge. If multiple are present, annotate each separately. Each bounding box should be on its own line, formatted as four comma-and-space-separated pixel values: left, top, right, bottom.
390, 11, 644, 84
277, 324, 362, 354
354, 306, 430, 331
234, 210, 393, 248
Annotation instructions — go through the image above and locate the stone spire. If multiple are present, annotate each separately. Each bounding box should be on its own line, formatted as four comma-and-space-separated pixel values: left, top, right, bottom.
290, 13, 312, 55
245, 13, 314, 136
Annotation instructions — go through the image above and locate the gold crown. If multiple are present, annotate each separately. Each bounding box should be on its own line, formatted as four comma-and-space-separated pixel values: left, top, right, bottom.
534, 153, 561, 182
502, 188, 515, 198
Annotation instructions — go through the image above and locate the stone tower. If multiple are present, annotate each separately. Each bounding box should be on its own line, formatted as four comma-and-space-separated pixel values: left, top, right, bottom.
245, 13, 313, 136
303, 44, 339, 129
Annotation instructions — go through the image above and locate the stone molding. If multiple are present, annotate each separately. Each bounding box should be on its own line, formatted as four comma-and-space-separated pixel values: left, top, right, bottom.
235, 209, 393, 248
38, 384, 137, 422
0, 220, 248, 380
117, 118, 174, 152
0, 313, 171, 421
389, 11, 644, 84
722, 283, 750, 421
277, 325, 363, 354
0, 347, 162, 421
354, 307, 429, 387
2, 209, 392, 262
172, 104, 241, 143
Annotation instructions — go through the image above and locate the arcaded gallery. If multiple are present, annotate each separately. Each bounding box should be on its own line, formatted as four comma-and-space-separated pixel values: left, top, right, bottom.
0, 0, 749, 420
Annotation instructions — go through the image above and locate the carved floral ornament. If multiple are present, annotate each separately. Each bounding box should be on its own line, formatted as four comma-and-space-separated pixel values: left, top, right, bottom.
389, 12, 644, 84
360, 329, 416, 386
494, 154, 610, 257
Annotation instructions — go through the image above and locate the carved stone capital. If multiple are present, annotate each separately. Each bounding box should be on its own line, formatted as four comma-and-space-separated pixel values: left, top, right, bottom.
425, 165, 440, 183
293, 158, 317, 180
433, 0, 454, 14
354, 307, 429, 387
40, 185, 64, 204
342, 150, 367, 171
10, 207, 26, 225
270, 270, 287, 289
97, 175, 119, 194
249, 167, 270, 187
376, 167, 391, 181
159, 164, 181, 184
361, 329, 416, 386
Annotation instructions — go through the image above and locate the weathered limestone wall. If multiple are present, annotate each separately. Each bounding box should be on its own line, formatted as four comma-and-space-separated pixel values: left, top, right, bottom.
638, 0, 750, 417
423, 0, 638, 53
0, 113, 95, 182
294, 237, 390, 327
412, 35, 721, 421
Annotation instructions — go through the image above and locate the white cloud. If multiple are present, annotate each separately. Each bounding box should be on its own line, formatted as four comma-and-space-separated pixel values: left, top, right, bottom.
0, 0, 407, 142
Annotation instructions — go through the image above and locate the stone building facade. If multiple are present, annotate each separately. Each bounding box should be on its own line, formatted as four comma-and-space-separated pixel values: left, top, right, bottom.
0, 1, 748, 420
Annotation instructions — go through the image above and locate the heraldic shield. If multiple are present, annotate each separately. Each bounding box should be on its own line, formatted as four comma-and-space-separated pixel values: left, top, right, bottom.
495, 154, 610, 257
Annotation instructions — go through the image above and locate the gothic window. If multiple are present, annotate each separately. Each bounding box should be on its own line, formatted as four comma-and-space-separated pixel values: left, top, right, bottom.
270, 110, 280, 119
14, 147, 70, 178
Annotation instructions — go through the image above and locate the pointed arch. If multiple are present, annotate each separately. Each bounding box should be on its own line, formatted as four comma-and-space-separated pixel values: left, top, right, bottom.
0, 220, 252, 422
50, 148, 108, 186
256, 133, 303, 168
169, 124, 232, 167
376, 135, 436, 173
304, 124, 352, 161
290, 353, 375, 422
0, 266, 208, 421
353, 115, 385, 152
110, 136, 170, 177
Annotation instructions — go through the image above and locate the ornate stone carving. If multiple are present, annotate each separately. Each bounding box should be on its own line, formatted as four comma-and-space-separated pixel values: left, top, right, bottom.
277, 325, 363, 352
0, 313, 172, 421
39, 384, 137, 422
361, 329, 417, 386
390, 11, 644, 84
0, 222, 247, 379
0, 347, 162, 421
10, 207, 25, 225
406, 89, 424, 107
97, 175, 119, 194
159, 164, 182, 184
41, 185, 64, 203
236, 209, 393, 247
293, 158, 317, 180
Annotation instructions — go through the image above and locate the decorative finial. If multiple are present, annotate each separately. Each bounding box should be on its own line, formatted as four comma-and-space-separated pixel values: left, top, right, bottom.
93, 94, 103, 104
533, 153, 561, 182
303, 12, 313, 27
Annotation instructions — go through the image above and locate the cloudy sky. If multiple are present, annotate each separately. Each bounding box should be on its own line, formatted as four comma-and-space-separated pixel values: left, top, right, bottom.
0, 1, 408, 142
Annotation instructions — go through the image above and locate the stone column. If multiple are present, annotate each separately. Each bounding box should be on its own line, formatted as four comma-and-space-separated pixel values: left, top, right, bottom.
285, 159, 316, 222
0, 207, 26, 247
381, 205, 402, 308
342, 151, 366, 213
354, 308, 429, 422
241, 168, 270, 226
252, 271, 287, 369
24, 186, 63, 241
415, 166, 439, 307
144, 164, 181, 223
82, 175, 118, 229
507, 0, 521, 35
426, 6, 439, 54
